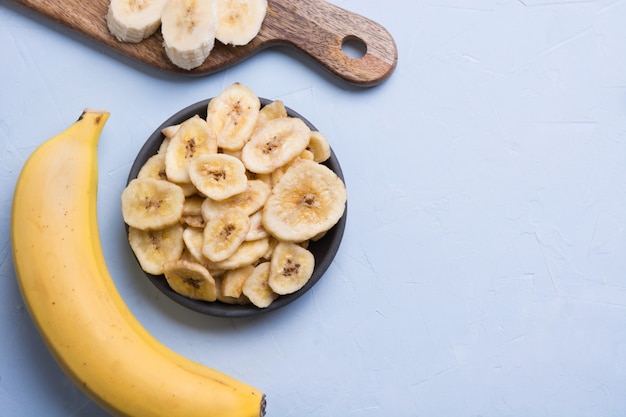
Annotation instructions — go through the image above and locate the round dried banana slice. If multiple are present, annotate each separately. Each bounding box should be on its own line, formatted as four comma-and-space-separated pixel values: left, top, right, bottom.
188, 153, 248, 201
241, 116, 311, 174
242, 262, 278, 308
268, 241, 315, 295
209, 237, 269, 270
182, 226, 209, 265
121, 177, 185, 231
221, 264, 255, 298
206, 82, 260, 151
128, 223, 185, 275
163, 259, 217, 302
255, 99, 287, 131
137, 153, 168, 181
181, 195, 206, 228
307, 131, 331, 163
201, 179, 270, 221
202, 207, 251, 262
262, 159, 346, 242
165, 114, 218, 184
245, 210, 268, 241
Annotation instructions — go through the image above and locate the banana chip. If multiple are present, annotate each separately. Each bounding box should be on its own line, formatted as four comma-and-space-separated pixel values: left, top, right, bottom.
202, 207, 251, 262
268, 241, 315, 295
207, 82, 260, 151
307, 131, 331, 163
189, 153, 247, 201
242, 262, 278, 308
121, 177, 185, 231
128, 224, 185, 275
201, 179, 270, 221
221, 264, 255, 298
163, 259, 217, 302
165, 115, 218, 184
263, 159, 346, 242
241, 117, 311, 174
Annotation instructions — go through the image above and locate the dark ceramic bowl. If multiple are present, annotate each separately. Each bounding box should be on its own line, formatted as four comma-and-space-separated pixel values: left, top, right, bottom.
126, 98, 347, 318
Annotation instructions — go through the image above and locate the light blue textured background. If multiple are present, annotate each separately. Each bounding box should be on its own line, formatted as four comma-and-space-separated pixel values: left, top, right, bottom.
1, 1, 626, 416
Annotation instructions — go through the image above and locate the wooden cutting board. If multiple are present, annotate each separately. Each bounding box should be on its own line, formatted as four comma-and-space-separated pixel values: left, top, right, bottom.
9, 0, 398, 87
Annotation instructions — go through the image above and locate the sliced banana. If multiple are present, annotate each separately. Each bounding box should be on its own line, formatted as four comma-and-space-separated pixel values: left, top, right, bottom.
188, 153, 248, 201
121, 177, 185, 230
299, 148, 315, 161
257, 100, 288, 129
158, 137, 171, 154
183, 195, 205, 216
106, 0, 168, 43
263, 159, 346, 242
307, 131, 331, 163
180, 215, 204, 228
201, 179, 270, 221
245, 210, 268, 241
206, 82, 260, 151
165, 115, 218, 184
268, 241, 315, 295
209, 237, 269, 270
180, 195, 205, 227
182, 226, 208, 264
246, 171, 272, 189
241, 116, 311, 174
215, 0, 267, 46
161, 0, 218, 70
216, 274, 251, 305
202, 207, 251, 262
163, 259, 217, 302
242, 261, 278, 308
221, 264, 255, 298
137, 152, 168, 181
161, 124, 180, 139
128, 223, 184, 275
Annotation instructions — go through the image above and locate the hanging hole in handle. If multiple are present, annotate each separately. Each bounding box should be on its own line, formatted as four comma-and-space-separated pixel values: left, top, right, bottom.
341, 36, 367, 59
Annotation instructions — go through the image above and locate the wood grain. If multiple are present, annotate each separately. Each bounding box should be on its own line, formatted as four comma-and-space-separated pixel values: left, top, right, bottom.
9, 0, 398, 87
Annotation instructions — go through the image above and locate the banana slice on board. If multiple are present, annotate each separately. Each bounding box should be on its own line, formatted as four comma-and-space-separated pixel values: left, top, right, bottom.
215, 0, 267, 46
268, 241, 315, 295
188, 153, 248, 201
164, 259, 217, 302
206, 83, 260, 151
107, 0, 168, 43
241, 116, 311, 174
161, 0, 218, 70
263, 159, 346, 242
242, 262, 278, 308
128, 223, 185, 275
165, 115, 218, 184
121, 177, 185, 230
202, 207, 251, 262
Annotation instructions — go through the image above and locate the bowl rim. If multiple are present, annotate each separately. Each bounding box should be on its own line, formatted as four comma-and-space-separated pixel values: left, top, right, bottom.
126, 97, 347, 318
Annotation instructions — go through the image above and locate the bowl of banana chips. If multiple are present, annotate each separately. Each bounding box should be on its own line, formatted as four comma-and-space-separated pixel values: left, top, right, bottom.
122, 83, 347, 317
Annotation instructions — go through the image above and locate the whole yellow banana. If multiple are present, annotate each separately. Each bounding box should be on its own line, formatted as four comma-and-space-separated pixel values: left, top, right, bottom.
11, 110, 265, 417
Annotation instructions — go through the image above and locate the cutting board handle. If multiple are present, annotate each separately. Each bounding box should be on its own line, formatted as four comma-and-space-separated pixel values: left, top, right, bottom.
263, 0, 398, 86
9, 0, 398, 86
